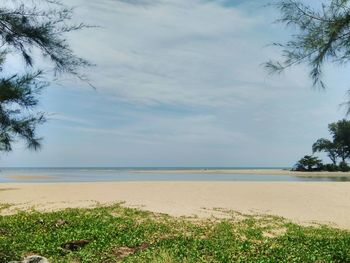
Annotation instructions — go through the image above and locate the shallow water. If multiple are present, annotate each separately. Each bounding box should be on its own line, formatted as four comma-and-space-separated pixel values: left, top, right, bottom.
0, 167, 349, 183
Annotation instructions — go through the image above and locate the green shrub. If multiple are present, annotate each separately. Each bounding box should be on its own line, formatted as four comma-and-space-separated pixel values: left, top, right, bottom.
339, 161, 350, 172
294, 155, 323, 171
323, 164, 339, 172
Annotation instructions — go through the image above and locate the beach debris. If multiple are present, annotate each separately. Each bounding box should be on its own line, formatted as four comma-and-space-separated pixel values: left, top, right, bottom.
0, 227, 8, 236
9, 255, 49, 263
55, 219, 68, 227
136, 242, 150, 251
113, 242, 149, 260
37, 219, 45, 225
61, 239, 90, 251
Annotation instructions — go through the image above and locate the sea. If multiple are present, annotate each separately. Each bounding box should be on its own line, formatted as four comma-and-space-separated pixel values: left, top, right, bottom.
0, 167, 349, 183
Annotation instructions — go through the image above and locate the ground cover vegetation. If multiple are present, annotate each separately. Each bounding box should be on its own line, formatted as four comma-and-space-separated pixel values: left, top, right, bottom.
1, 204, 350, 263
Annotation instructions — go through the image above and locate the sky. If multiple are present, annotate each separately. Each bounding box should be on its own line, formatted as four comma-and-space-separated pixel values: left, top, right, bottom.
2, 0, 350, 167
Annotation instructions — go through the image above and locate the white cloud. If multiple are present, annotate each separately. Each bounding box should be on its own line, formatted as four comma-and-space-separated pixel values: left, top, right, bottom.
68, 113, 250, 146
47, 113, 93, 126
65, 0, 296, 108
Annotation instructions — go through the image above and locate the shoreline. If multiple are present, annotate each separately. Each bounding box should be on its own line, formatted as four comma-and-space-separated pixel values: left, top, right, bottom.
1, 181, 350, 229
132, 168, 350, 177
2, 169, 350, 183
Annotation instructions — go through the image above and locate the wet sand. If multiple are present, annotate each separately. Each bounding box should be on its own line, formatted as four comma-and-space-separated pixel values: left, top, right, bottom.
5, 175, 57, 181
133, 169, 350, 177
1, 182, 350, 229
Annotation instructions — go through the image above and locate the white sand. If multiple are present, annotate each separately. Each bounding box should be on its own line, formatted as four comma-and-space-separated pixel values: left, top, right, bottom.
1, 182, 350, 229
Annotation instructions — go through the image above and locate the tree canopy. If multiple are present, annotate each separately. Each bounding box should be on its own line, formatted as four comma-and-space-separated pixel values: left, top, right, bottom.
295, 155, 323, 171
296, 119, 350, 172
328, 119, 350, 161
0, 0, 90, 152
312, 138, 338, 165
266, 0, 350, 108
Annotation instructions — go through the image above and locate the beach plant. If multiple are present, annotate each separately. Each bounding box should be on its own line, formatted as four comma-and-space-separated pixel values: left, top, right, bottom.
0, 205, 350, 263
311, 119, 350, 168
339, 160, 350, 171
0, 0, 90, 152
266, 0, 350, 111
312, 138, 338, 165
294, 155, 323, 171
295, 119, 350, 172
328, 119, 350, 162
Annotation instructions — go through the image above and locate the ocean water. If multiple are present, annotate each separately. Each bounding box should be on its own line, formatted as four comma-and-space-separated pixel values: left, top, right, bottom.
0, 167, 349, 183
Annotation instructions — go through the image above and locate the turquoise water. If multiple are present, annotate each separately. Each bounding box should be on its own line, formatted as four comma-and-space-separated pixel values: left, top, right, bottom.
0, 167, 349, 183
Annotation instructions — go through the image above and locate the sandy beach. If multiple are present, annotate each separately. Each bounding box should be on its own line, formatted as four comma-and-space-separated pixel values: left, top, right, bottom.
1, 182, 350, 229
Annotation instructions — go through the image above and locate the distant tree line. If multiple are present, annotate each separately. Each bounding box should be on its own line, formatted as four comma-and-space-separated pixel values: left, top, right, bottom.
294, 119, 350, 172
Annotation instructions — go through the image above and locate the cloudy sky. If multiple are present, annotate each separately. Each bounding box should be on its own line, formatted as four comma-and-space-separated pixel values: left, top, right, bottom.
3, 0, 350, 167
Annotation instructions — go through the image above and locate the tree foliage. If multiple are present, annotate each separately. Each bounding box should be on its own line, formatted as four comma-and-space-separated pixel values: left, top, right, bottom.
328, 119, 350, 161
0, 0, 90, 152
0, 71, 46, 151
312, 138, 338, 164
294, 155, 323, 171
298, 119, 350, 172
266, 0, 350, 97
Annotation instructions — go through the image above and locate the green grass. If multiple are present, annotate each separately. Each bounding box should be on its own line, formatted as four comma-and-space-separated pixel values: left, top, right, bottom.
1, 205, 350, 263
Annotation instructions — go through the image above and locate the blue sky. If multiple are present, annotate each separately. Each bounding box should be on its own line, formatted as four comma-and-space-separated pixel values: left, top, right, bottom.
2, 0, 350, 167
